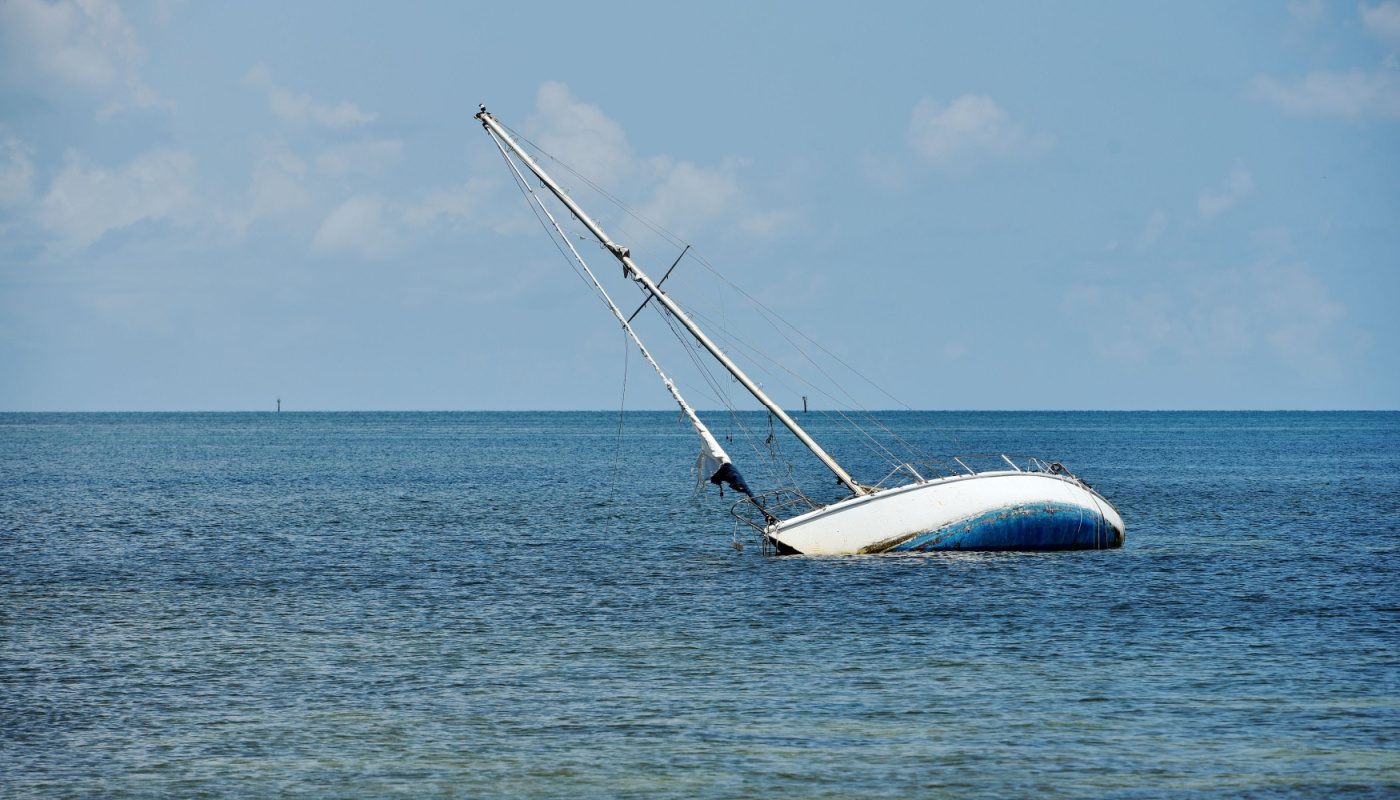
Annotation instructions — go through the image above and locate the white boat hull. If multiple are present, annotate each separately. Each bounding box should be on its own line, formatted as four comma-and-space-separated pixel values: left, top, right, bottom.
767, 471, 1124, 555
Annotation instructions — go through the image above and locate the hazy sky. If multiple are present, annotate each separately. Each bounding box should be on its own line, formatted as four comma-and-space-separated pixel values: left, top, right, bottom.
2, 1, 1397, 411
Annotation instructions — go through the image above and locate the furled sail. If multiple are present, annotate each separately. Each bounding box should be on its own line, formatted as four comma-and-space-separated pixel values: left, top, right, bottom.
486, 126, 753, 499
676, 383, 752, 498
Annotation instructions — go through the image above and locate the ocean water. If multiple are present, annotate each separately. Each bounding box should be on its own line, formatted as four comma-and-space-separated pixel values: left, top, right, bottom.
2, 410, 1397, 798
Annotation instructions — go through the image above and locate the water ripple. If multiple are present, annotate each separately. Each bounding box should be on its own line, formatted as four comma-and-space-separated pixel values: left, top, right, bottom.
2, 411, 1397, 798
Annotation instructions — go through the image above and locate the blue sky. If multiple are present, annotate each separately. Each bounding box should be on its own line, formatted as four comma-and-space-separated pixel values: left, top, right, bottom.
1, 0, 1397, 411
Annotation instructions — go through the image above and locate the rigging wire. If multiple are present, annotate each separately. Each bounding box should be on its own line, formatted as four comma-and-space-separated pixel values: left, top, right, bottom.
651, 303, 788, 489
648, 279, 916, 469
684, 305, 913, 467
499, 121, 690, 251
489, 130, 610, 305
648, 300, 792, 488
496, 120, 969, 486
684, 273, 953, 457
491, 124, 764, 501
504, 123, 928, 406
612, 328, 630, 494
501, 123, 965, 453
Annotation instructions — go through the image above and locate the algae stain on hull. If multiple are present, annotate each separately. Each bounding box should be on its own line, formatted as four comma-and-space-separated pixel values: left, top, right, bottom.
862, 502, 1124, 553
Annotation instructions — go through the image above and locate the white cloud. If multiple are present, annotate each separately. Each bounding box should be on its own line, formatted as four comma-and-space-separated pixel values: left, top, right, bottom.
527, 81, 634, 184
244, 64, 377, 129
1198, 164, 1254, 219
521, 82, 789, 242
1253, 4, 1400, 120
236, 139, 400, 236
229, 76, 392, 241
312, 195, 397, 258
315, 139, 403, 178
0, 0, 164, 115
906, 94, 1053, 169
0, 134, 35, 208
637, 156, 741, 234
1251, 67, 1400, 119
38, 148, 196, 249
1362, 2, 1400, 48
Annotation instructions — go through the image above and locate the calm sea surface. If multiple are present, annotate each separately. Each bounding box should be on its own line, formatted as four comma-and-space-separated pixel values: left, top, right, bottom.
2, 411, 1397, 798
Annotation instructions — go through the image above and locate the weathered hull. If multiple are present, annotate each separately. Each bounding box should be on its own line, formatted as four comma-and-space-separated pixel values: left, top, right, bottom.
768, 472, 1124, 555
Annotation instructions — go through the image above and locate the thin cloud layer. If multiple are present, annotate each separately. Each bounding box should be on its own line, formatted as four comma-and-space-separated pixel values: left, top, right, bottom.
225, 71, 405, 254
524, 82, 790, 240
403, 178, 500, 229
1064, 252, 1352, 375
1362, 1, 1400, 47
906, 94, 1053, 169
1137, 210, 1169, 249
315, 139, 404, 178
0, 0, 164, 115
244, 64, 377, 129
312, 194, 397, 258
527, 81, 635, 185
245, 147, 312, 227
0, 134, 35, 209
1288, 0, 1326, 26
38, 148, 196, 250
1251, 68, 1400, 120
1252, 3, 1400, 120
1199, 164, 1254, 219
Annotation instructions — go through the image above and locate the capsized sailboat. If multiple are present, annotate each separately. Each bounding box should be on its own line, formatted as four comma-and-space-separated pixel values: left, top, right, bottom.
476, 106, 1124, 555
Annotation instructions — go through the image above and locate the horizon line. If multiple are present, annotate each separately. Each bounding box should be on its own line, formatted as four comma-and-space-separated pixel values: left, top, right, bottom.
2, 408, 1396, 414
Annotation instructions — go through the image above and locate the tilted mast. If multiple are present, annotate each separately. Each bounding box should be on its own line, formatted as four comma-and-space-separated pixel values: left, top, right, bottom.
477, 106, 868, 497
485, 125, 751, 498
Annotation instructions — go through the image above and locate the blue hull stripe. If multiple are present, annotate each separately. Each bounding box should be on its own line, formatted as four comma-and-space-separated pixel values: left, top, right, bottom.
879, 502, 1122, 552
